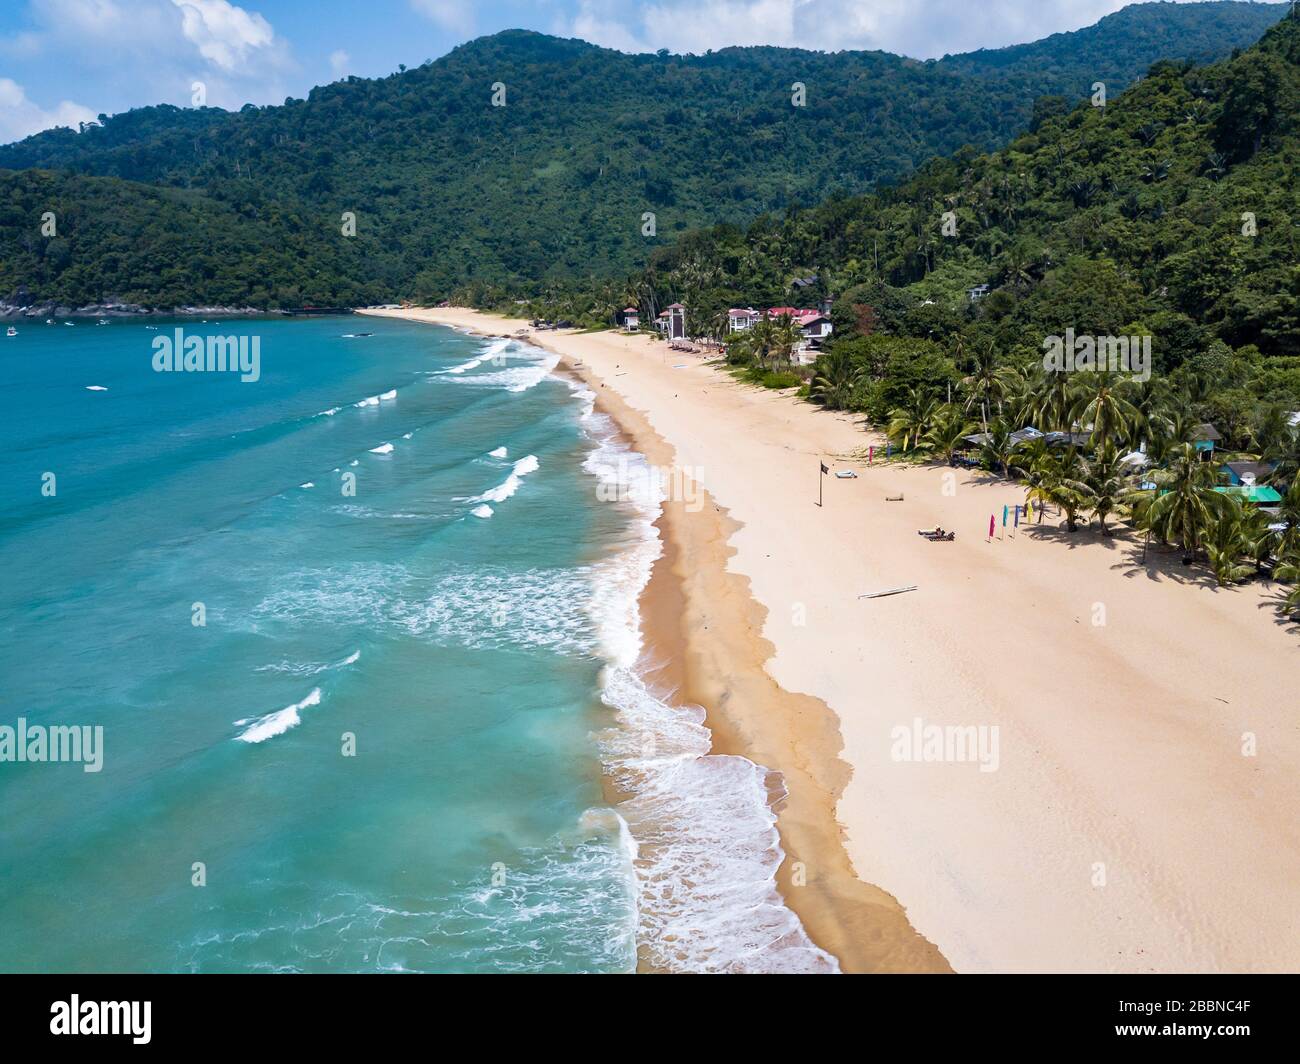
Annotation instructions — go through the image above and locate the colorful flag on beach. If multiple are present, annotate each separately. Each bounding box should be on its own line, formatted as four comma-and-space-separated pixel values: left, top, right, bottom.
868, 446, 874, 465
1002, 504, 1008, 527
989, 514, 995, 539
820, 462, 829, 475
1014, 505, 1020, 528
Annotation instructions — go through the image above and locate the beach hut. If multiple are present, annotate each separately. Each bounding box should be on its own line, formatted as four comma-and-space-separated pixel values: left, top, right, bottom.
1192, 423, 1222, 457
622, 307, 639, 330
1224, 460, 1275, 486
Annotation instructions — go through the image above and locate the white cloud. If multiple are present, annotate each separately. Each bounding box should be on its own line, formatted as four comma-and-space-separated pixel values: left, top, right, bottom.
173, 0, 277, 73
410, 0, 476, 35
329, 49, 351, 78
0, 77, 97, 142
0, 0, 296, 134
566, 0, 1143, 58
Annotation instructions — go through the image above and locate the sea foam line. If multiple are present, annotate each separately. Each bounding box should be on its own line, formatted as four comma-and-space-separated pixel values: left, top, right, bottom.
469, 454, 539, 505
578, 389, 838, 974
234, 687, 322, 744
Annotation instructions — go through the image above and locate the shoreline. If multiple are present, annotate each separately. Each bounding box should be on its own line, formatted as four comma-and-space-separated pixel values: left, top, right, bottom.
364, 307, 1300, 974
568, 353, 948, 973
368, 308, 947, 971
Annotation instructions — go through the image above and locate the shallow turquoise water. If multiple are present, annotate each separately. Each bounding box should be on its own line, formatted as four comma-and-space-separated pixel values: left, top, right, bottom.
0, 316, 639, 972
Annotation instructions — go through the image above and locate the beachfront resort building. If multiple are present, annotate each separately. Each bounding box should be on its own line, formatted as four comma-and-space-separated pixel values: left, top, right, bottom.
655, 304, 687, 340
728, 308, 760, 332
622, 307, 639, 329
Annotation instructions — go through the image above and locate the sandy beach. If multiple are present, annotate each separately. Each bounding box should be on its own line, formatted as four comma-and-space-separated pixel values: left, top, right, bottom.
364, 306, 1300, 973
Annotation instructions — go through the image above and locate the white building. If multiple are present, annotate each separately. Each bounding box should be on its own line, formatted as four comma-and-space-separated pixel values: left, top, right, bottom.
728, 307, 760, 332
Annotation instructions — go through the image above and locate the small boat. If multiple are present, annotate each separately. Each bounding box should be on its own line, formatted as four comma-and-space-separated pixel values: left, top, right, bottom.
6, 326, 16, 337
96, 319, 109, 326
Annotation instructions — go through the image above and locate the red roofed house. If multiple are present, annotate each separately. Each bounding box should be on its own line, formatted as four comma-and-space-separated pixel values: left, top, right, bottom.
622, 307, 639, 329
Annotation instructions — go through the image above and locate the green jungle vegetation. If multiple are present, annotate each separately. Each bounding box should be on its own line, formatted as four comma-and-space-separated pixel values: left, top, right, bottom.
0, 2, 1288, 307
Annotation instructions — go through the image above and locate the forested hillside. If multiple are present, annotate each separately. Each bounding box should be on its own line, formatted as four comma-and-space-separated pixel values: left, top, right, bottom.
0, 2, 1286, 308
565, 10, 1300, 390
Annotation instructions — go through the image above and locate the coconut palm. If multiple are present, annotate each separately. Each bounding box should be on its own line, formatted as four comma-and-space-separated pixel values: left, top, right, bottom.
1275, 543, 1300, 618
1028, 365, 1078, 433
1137, 443, 1232, 561
1204, 499, 1258, 587
887, 388, 936, 453
1073, 371, 1141, 453
1084, 445, 1131, 535
923, 403, 975, 463
1023, 442, 1091, 531
961, 341, 1003, 432
977, 419, 1021, 480
809, 348, 862, 410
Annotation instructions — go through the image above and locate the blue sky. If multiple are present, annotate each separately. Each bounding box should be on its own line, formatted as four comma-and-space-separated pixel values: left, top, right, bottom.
0, 0, 1213, 142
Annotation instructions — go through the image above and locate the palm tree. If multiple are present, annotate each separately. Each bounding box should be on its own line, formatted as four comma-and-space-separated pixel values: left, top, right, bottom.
1084, 445, 1130, 536
961, 341, 1003, 433
809, 349, 862, 410
1275, 540, 1300, 618
1023, 443, 1091, 531
977, 419, 1020, 480
1137, 444, 1231, 562
887, 388, 936, 453
1028, 365, 1078, 433
923, 403, 975, 464
1073, 371, 1141, 453
1204, 499, 1257, 587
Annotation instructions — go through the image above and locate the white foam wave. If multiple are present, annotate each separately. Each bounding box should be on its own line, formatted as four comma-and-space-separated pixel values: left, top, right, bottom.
488, 446, 508, 458
354, 395, 380, 408
580, 404, 838, 974
235, 688, 322, 744
86, 385, 108, 391
369, 442, 394, 455
379, 389, 397, 401
469, 454, 539, 504
256, 650, 360, 677
471, 504, 494, 519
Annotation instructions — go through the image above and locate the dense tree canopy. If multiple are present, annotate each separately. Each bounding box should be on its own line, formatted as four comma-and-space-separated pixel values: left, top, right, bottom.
0, 2, 1288, 308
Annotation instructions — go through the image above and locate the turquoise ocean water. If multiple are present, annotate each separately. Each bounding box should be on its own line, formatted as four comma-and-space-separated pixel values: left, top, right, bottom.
0, 316, 833, 973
